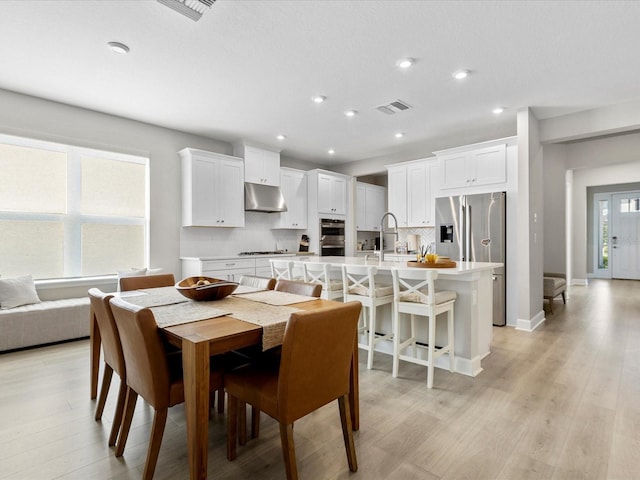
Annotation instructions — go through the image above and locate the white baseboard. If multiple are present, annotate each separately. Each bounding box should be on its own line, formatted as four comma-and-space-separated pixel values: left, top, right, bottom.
515, 309, 546, 332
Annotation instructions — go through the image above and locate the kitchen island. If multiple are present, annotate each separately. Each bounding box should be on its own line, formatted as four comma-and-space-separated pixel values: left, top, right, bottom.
297, 256, 503, 377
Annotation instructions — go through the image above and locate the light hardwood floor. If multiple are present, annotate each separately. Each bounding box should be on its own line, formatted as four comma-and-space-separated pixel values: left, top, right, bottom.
1, 279, 640, 479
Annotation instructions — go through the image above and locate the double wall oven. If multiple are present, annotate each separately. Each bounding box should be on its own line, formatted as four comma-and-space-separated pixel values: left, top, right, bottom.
320, 218, 345, 256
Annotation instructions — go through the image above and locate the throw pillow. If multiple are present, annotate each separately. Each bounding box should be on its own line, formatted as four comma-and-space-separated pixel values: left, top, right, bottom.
0, 275, 42, 310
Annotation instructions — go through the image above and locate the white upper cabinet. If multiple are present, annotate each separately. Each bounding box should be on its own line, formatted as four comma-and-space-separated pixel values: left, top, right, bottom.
387, 159, 438, 228
233, 143, 281, 186
316, 172, 347, 215
356, 182, 386, 231
439, 143, 506, 190
273, 168, 307, 229
387, 164, 408, 227
180, 148, 244, 227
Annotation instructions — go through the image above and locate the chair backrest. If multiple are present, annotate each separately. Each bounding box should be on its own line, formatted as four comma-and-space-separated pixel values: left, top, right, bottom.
342, 264, 378, 298
109, 297, 173, 409
270, 259, 293, 281
303, 262, 330, 289
239, 275, 276, 290
119, 273, 176, 292
275, 279, 322, 298
391, 268, 438, 306
277, 301, 362, 423
88, 288, 125, 376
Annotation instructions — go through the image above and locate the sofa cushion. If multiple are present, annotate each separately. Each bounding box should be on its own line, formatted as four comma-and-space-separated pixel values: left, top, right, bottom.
0, 275, 41, 310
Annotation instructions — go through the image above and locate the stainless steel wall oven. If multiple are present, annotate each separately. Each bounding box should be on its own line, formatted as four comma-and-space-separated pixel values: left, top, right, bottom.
320, 218, 345, 256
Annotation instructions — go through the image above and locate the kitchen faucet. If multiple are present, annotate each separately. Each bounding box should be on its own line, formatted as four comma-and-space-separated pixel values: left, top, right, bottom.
379, 211, 399, 263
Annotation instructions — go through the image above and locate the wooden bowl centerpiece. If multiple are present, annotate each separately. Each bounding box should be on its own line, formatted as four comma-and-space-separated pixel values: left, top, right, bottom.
175, 276, 238, 301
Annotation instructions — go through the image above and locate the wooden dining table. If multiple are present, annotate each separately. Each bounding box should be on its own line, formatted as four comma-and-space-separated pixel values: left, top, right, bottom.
89, 295, 359, 480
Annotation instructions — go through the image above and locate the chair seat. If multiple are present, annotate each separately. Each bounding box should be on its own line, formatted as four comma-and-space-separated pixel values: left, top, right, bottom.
399, 290, 457, 305
348, 285, 393, 297
544, 276, 566, 295
327, 279, 343, 291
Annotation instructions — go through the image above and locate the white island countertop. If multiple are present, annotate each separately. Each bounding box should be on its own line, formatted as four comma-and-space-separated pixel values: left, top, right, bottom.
301, 256, 502, 275
296, 256, 502, 377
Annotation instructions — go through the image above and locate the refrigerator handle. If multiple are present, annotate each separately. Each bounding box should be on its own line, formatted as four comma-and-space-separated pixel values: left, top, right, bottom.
466, 204, 471, 263
459, 202, 465, 261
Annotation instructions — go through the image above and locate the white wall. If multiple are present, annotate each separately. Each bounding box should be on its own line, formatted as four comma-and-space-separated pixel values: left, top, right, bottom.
542, 144, 568, 273
0, 89, 319, 288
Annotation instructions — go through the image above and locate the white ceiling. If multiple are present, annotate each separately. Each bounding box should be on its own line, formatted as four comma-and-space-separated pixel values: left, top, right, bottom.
1, 0, 640, 167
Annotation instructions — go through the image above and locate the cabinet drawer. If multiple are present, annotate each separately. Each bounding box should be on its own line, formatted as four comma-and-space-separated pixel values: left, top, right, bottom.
203, 268, 255, 282
202, 259, 255, 271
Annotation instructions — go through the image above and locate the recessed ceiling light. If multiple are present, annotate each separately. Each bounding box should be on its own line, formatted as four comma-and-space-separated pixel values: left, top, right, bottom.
312, 95, 327, 104
344, 110, 358, 117
276, 134, 286, 140
396, 57, 415, 69
452, 69, 470, 80
492, 107, 505, 114
328, 149, 335, 155
395, 132, 404, 138
107, 41, 130, 54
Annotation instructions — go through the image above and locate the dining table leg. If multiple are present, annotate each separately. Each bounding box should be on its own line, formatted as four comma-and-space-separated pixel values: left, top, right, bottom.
90, 307, 101, 399
349, 333, 359, 431
182, 335, 211, 480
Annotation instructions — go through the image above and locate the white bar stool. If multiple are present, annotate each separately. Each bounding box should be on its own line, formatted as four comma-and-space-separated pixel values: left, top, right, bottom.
342, 264, 394, 370
303, 262, 343, 301
391, 268, 456, 388
270, 259, 294, 281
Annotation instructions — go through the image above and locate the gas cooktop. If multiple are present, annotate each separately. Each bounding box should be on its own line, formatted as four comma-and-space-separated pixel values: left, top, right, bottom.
238, 251, 288, 256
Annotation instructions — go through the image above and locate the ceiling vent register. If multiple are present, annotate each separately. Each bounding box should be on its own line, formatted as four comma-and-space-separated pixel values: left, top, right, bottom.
157, 0, 215, 21
376, 99, 412, 115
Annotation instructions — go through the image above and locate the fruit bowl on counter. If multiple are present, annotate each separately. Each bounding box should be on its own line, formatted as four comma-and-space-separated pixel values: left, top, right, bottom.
175, 276, 238, 301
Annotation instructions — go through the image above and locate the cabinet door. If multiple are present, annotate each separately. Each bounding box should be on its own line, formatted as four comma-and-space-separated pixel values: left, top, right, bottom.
387, 166, 407, 227
366, 185, 386, 231
407, 162, 431, 227
217, 159, 245, 227
275, 169, 307, 229
440, 152, 468, 189
356, 183, 366, 230
470, 144, 506, 186
243, 146, 280, 186
188, 157, 219, 226
261, 149, 281, 186
317, 174, 346, 215
243, 146, 263, 185
332, 176, 347, 215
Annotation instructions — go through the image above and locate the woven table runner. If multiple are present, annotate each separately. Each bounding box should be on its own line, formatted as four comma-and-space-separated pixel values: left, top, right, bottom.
119, 286, 188, 308
149, 302, 231, 328
213, 296, 300, 350
234, 290, 317, 306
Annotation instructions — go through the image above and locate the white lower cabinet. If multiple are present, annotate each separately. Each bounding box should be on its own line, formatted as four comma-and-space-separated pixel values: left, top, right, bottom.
181, 256, 298, 282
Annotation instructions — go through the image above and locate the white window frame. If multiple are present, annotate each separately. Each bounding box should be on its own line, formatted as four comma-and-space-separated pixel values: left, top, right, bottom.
0, 133, 149, 280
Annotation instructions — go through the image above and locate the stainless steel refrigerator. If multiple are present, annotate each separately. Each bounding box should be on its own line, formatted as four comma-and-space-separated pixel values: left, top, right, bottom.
435, 191, 506, 326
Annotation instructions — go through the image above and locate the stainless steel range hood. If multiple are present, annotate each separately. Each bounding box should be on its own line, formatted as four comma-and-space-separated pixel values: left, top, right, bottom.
244, 182, 288, 213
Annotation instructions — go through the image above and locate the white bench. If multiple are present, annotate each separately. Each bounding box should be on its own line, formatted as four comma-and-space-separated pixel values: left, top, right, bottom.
0, 297, 90, 352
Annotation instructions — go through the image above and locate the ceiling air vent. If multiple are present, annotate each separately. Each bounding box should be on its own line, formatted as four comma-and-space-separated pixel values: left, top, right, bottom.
157, 0, 215, 21
376, 99, 412, 115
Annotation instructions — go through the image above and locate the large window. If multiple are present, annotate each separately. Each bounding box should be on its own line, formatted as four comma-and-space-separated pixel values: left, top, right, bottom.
0, 134, 148, 279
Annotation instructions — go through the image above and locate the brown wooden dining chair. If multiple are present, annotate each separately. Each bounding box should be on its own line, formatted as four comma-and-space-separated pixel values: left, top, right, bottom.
88, 288, 127, 449
109, 297, 225, 480
225, 301, 362, 480
274, 278, 322, 298
118, 273, 175, 292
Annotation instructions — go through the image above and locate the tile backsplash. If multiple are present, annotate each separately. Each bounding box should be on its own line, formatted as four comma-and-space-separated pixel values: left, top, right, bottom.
357, 227, 435, 252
